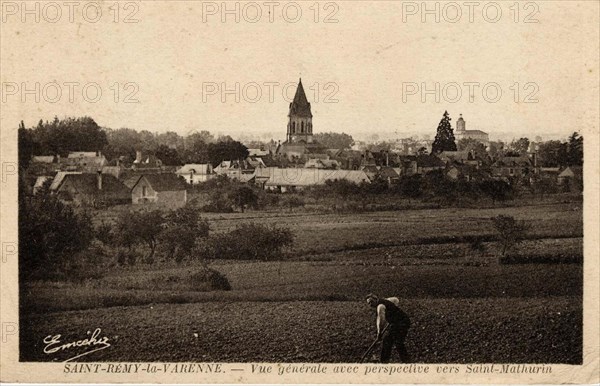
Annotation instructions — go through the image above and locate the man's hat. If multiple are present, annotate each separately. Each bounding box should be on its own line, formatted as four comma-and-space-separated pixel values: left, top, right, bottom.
366, 293, 378, 301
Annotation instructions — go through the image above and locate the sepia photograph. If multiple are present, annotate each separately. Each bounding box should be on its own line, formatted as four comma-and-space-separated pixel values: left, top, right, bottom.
0, 0, 598, 384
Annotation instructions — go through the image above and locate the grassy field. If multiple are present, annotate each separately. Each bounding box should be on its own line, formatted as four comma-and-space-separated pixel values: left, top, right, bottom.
20, 201, 583, 363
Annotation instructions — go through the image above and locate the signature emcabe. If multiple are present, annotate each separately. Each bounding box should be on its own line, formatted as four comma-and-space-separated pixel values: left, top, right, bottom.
43, 328, 111, 362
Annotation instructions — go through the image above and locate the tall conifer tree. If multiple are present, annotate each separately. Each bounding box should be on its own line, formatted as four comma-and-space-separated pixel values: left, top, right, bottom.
431, 111, 457, 154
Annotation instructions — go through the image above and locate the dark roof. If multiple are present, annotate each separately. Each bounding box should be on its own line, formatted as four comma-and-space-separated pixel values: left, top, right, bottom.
379, 167, 399, 178
137, 173, 187, 192
362, 165, 379, 173
59, 174, 130, 196
288, 79, 312, 118
493, 156, 532, 167
416, 154, 446, 168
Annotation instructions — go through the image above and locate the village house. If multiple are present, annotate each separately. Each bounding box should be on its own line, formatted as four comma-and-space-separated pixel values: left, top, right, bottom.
214, 158, 267, 180
415, 154, 446, 174
491, 156, 535, 179
55, 172, 130, 207
175, 164, 214, 184
49, 171, 83, 191
131, 173, 187, 208
32, 176, 52, 194
28, 155, 60, 175
248, 148, 270, 157
437, 150, 483, 168
132, 151, 163, 172
361, 165, 379, 180
60, 151, 107, 173
305, 158, 340, 170
557, 166, 583, 189
378, 166, 400, 184
261, 168, 370, 193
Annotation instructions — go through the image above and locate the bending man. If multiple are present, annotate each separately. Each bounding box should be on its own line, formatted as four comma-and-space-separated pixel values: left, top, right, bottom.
366, 293, 411, 363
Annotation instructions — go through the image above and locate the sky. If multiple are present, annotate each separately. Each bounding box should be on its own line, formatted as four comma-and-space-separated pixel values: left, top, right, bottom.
1, 1, 599, 142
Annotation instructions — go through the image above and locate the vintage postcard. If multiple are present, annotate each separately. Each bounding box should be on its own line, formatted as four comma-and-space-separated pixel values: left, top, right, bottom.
0, 0, 598, 384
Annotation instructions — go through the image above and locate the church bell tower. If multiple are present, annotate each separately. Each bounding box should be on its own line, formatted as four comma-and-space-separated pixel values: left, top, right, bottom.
286, 79, 314, 143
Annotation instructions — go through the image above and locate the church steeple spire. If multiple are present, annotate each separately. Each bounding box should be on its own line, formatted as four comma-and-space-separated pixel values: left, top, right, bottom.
286, 79, 314, 143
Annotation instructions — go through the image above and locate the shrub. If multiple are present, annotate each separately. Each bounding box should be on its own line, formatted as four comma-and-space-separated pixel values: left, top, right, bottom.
491, 215, 530, 257
188, 268, 231, 291
198, 223, 294, 261
479, 180, 514, 203
202, 191, 235, 212
281, 195, 305, 212
94, 221, 114, 245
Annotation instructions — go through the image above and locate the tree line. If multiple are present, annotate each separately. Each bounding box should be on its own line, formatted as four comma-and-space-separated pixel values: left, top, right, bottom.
18, 116, 250, 168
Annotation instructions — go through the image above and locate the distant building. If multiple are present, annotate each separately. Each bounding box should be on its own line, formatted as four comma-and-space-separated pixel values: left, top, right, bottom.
491, 156, 535, 178
455, 114, 489, 146
55, 172, 130, 206
60, 151, 107, 173
176, 164, 214, 184
131, 174, 187, 208
557, 166, 583, 188
286, 78, 314, 144
31, 155, 56, 164
256, 167, 370, 192
132, 151, 163, 171
277, 79, 328, 161
305, 158, 340, 169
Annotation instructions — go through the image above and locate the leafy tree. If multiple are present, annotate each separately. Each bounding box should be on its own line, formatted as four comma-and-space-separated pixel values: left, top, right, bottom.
457, 138, 487, 158
156, 131, 184, 152
115, 210, 165, 264
161, 207, 209, 262
155, 144, 182, 166
183, 135, 209, 164
103, 127, 145, 161
207, 140, 249, 167
487, 141, 505, 159
567, 132, 583, 166
19, 180, 94, 281
186, 130, 215, 145
30, 116, 107, 156
509, 137, 530, 154
431, 111, 457, 154
233, 186, 258, 213
537, 140, 568, 167
313, 132, 355, 149
491, 215, 530, 257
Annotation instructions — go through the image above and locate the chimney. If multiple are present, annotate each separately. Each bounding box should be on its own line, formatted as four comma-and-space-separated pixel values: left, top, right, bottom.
97, 170, 102, 190
135, 150, 142, 163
